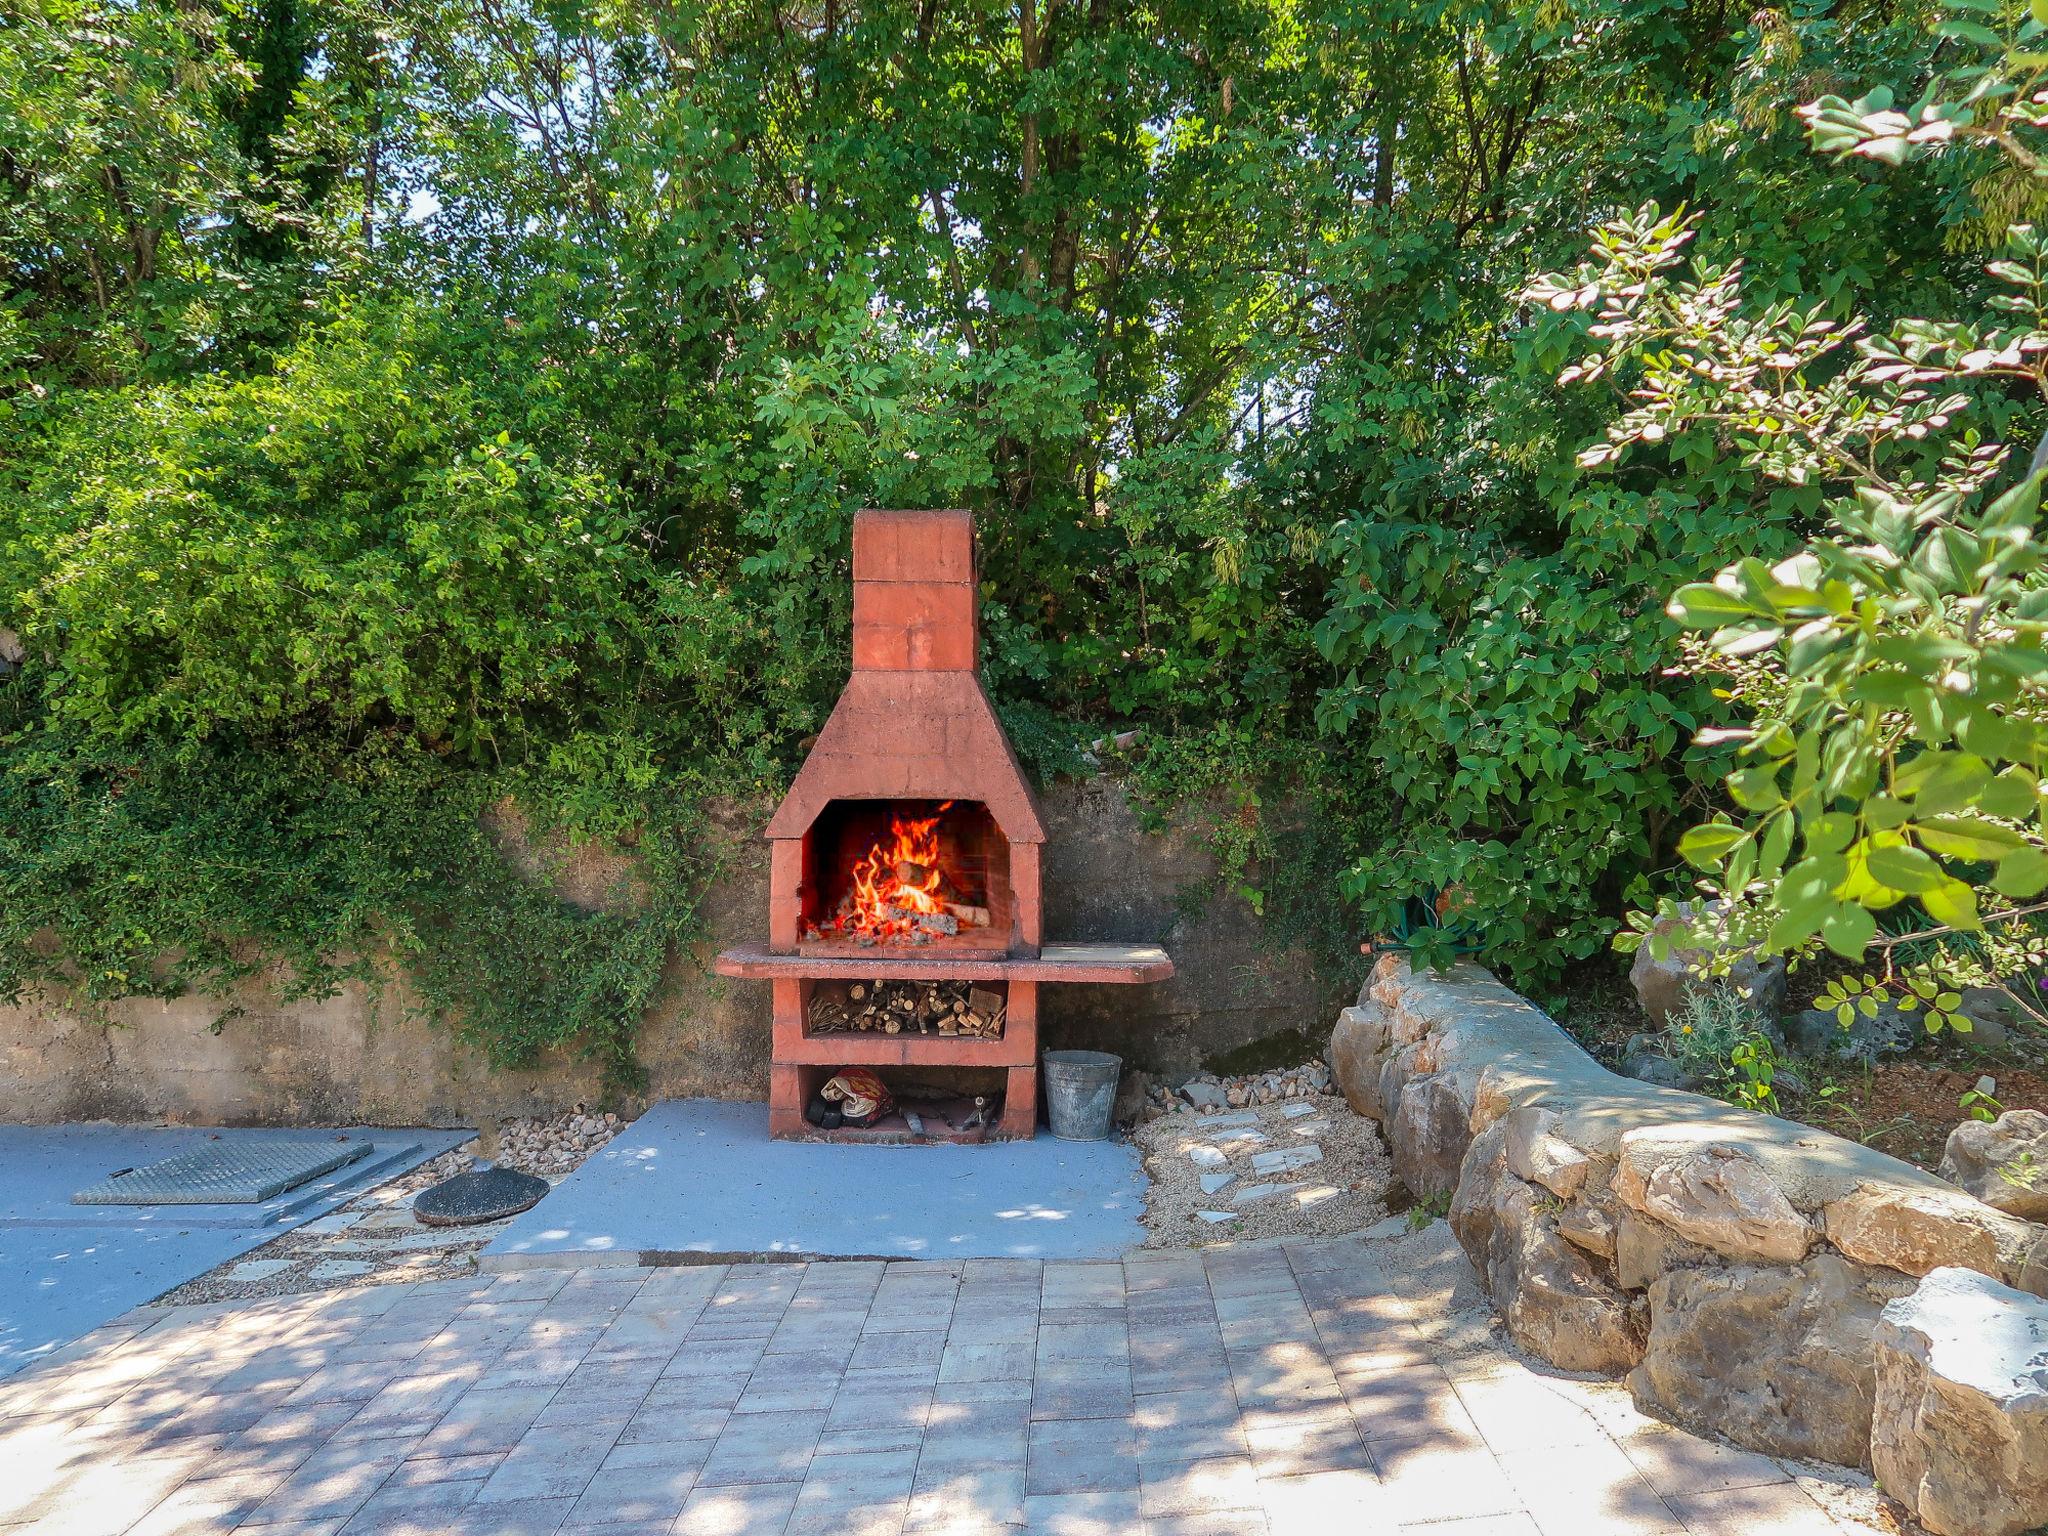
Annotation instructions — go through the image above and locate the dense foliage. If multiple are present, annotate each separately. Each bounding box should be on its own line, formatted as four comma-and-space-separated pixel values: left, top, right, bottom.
1561, 0, 2048, 1041
0, 0, 2005, 1072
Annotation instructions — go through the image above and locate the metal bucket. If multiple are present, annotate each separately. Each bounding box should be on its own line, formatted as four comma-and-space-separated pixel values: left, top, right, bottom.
1043, 1050, 1121, 1141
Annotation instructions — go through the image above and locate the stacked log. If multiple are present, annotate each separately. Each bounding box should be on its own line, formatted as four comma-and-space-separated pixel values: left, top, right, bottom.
808, 981, 1006, 1039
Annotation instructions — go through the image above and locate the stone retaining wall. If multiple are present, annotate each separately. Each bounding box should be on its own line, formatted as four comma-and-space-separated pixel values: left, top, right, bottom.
1331, 955, 2048, 1530
0, 782, 1348, 1126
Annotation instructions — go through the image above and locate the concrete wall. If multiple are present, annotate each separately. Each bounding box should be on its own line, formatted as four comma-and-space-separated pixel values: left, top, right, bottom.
0, 781, 1348, 1126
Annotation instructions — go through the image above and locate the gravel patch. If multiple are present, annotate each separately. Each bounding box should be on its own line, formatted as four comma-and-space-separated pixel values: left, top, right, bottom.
150, 1109, 623, 1306
1134, 1093, 1394, 1246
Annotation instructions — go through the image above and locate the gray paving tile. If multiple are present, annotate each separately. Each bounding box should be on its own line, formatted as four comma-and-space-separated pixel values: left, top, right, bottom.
697, 1407, 827, 1488
569, 1463, 703, 1525
1019, 1490, 1141, 1535
674, 1480, 803, 1536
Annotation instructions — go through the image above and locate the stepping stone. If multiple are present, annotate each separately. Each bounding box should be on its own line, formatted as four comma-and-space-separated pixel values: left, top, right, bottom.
1294, 1186, 1341, 1208
1196, 1211, 1239, 1224
1280, 1103, 1317, 1119
1250, 1145, 1323, 1175
1204, 1111, 1260, 1127
1209, 1128, 1267, 1146
1187, 1145, 1228, 1171
1287, 1119, 1329, 1138
1232, 1181, 1306, 1206
1199, 1172, 1235, 1195
413, 1167, 550, 1228
307, 1260, 372, 1280
299, 1211, 365, 1236
224, 1258, 293, 1284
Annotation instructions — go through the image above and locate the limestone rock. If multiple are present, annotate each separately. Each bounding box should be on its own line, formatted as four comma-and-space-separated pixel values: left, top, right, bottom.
1871, 1266, 2048, 1536
1179, 1077, 1229, 1111
1328, 1004, 1389, 1119
1613, 1207, 1716, 1292
1953, 986, 2017, 1051
1389, 1071, 1471, 1203
1629, 906, 1787, 1029
1503, 1106, 1597, 1200
1823, 1185, 2004, 1279
1452, 1127, 1644, 1373
1612, 1135, 1815, 1263
1940, 1110, 2048, 1221
1784, 1001, 1919, 1066
1618, 1033, 1704, 1092
1630, 1254, 1915, 1468
1554, 1197, 1617, 1261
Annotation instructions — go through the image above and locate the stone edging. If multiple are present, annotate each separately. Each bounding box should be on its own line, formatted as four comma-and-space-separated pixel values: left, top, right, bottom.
1330, 955, 2048, 1531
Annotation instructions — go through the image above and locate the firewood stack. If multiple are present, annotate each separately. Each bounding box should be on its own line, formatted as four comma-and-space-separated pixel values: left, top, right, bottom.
807, 981, 1006, 1039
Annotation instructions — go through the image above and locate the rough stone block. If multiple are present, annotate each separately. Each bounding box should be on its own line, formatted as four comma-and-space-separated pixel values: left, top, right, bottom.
1871, 1265, 2048, 1536
1821, 1185, 2005, 1280
1940, 1109, 2048, 1221
1390, 1072, 1471, 1203
1612, 1135, 1814, 1264
1503, 1106, 1597, 1201
1629, 1253, 1913, 1468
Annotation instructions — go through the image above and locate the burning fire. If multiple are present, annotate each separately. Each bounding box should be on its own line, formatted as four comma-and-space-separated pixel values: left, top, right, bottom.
808, 802, 989, 945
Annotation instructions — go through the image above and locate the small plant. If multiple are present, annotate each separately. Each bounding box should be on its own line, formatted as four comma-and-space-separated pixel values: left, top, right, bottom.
1998, 1151, 2042, 1194
1728, 1035, 1780, 1113
1406, 1191, 1453, 1231
1665, 985, 1783, 1112
1960, 1085, 2005, 1123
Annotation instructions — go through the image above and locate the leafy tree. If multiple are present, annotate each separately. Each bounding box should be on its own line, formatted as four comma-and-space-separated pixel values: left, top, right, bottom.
1544, 0, 2048, 1035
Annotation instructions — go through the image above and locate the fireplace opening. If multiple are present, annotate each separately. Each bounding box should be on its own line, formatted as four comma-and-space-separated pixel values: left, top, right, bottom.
799, 798, 1010, 954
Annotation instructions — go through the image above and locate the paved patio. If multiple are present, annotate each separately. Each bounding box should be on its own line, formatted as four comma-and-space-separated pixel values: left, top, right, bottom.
0, 1226, 1879, 1536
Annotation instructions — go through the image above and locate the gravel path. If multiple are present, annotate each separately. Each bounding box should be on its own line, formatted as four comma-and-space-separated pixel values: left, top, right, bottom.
1135, 1094, 1395, 1246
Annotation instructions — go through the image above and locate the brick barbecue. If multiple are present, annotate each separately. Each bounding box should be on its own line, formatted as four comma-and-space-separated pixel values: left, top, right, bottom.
715, 509, 1173, 1141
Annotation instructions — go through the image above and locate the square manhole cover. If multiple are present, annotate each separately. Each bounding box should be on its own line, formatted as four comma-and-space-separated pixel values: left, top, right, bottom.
72, 1138, 374, 1205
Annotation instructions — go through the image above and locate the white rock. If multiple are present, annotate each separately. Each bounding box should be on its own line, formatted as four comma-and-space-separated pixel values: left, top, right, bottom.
1232, 1181, 1307, 1205
225, 1259, 293, 1283
1250, 1145, 1324, 1176
1188, 1145, 1227, 1170
1199, 1172, 1235, 1195
1872, 1266, 2048, 1536
307, 1260, 373, 1281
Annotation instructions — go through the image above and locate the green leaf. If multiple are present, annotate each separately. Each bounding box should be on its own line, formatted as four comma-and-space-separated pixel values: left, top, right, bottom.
1993, 846, 2048, 896
1915, 815, 2027, 859
1822, 903, 1878, 958
1677, 822, 1748, 870
1868, 843, 1944, 892
1920, 879, 1983, 931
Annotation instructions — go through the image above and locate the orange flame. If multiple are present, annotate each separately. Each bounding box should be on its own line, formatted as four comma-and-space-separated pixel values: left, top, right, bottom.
827, 802, 953, 940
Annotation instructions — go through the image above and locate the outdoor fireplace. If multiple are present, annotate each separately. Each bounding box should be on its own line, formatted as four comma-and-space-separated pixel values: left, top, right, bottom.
715, 508, 1172, 1141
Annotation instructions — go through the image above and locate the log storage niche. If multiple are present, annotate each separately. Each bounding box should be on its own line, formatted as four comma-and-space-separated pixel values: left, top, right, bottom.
715, 509, 1173, 1141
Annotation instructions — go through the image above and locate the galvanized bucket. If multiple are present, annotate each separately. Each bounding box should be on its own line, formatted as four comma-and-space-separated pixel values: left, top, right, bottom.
1043, 1050, 1121, 1141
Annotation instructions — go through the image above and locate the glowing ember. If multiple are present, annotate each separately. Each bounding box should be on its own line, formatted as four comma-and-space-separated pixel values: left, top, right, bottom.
807, 802, 990, 944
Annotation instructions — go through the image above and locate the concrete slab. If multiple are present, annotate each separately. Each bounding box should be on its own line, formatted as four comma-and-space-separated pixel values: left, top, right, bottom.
481, 1100, 1145, 1268
0, 1123, 468, 1377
